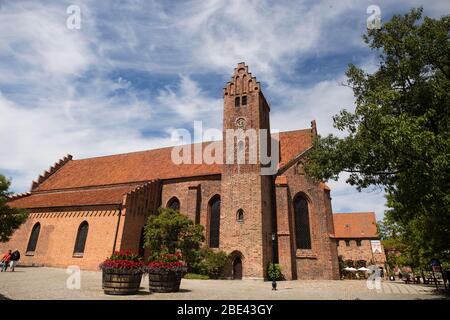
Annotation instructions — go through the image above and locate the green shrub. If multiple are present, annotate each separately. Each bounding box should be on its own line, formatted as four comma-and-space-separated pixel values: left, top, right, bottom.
143, 207, 204, 267
184, 273, 210, 280
267, 263, 282, 281
191, 247, 229, 279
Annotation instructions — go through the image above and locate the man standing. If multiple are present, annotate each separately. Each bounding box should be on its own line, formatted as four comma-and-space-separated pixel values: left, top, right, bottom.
10, 249, 20, 272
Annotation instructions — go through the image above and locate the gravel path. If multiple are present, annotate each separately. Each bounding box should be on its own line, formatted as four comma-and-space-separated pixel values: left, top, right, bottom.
0, 267, 446, 300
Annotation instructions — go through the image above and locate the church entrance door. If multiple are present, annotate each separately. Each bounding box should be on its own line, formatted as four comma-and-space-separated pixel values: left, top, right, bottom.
232, 257, 242, 280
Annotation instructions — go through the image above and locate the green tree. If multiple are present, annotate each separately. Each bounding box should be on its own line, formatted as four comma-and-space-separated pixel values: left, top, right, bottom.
378, 215, 418, 270
306, 8, 450, 265
0, 175, 28, 242
143, 207, 204, 267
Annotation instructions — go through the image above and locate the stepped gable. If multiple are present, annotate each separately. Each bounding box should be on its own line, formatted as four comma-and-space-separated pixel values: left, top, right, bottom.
31, 154, 73, 191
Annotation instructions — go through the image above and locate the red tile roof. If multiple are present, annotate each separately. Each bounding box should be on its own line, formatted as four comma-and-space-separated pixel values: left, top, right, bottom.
333, 212, 379, 239
8, 129, 313, 209
9, 185, 138, 208
33, 129, 313, 191
278, 129, 312, 167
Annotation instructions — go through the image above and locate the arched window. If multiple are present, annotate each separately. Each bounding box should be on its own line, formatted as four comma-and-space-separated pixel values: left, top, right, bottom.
167, 197, 180, 211
208, 195, 221, 248
73, 221, 89, 255
294, 195, 312, 249
236, 209, 244, 222
26, 222, 41, 253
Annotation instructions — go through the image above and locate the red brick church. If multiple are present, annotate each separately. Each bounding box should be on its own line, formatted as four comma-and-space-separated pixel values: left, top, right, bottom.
2, 63, 342, 280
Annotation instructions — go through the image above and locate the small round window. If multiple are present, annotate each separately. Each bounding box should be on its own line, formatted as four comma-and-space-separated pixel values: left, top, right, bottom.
236, 209, 244, 222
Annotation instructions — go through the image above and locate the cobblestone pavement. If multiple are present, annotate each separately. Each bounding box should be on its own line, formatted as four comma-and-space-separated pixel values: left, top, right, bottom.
0, 267, 447, 300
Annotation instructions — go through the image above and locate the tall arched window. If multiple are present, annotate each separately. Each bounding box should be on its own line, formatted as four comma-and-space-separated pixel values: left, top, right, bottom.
73, 221, 89, 255
294, 194, 312, 249
167, 197, 180, 211
26, 222, 41, 253
208, 195, 221, 248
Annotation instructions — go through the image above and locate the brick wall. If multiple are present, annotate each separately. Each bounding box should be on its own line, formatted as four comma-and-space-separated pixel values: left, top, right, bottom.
115, 180, 161, 258
276, 163, 340, 280
161, 176, 221, 229
0, 205, 120, 270
337, 239, 387, 266
220, 63, 273, 279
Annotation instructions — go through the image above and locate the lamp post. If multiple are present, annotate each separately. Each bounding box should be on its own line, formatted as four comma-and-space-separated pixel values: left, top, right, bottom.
271, 232, 277, 291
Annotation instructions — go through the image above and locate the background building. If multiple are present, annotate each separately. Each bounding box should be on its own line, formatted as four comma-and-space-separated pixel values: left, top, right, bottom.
333, 212, 386, 269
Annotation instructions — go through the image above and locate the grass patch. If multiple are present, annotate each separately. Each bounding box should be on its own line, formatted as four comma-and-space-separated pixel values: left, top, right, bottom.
184, 273, 210, 280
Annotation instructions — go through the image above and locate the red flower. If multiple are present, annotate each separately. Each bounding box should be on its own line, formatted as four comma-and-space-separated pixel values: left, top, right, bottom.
100, 259, 145, 270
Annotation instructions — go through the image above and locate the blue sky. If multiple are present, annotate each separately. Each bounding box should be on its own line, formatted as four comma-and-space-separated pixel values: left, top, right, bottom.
0, 0, 449, 220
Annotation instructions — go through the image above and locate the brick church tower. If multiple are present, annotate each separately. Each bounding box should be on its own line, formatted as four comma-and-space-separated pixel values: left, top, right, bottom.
220, 62, 274, 279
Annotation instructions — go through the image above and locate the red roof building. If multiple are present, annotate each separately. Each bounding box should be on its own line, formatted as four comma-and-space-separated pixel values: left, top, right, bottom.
2, 63, 345, 280
333, 212, 386, 267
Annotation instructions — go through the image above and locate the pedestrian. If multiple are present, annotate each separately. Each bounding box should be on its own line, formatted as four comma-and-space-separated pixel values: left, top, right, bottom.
1, 250, 12, 272
9, 249, 20, 272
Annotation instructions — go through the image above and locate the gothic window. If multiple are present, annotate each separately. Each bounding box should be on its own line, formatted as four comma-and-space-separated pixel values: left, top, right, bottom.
235, 96, 240, 108
294, 194, 312, 249
73, 221, 89, 255
208, 195, 221, 248
236, 209, 244, 222
26, 222, 41, 253
167, 197, 180, 211
241, 96, 247, 106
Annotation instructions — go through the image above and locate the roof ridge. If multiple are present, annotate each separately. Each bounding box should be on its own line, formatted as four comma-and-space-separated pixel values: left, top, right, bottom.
31, 154, 72, 191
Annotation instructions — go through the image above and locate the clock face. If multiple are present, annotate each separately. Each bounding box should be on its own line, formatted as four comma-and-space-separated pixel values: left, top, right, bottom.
235, 117, 246, 129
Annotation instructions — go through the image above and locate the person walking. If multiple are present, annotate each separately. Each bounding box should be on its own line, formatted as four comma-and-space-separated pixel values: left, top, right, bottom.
9, 249, 20, 272
1, 250, 12, 272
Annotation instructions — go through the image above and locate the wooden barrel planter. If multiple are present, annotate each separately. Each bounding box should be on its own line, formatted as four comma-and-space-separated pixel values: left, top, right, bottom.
148, 271, 183, 293
103, 270, 143, 295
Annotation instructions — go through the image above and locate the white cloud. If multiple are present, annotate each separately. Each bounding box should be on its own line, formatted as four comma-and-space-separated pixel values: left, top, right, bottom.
327, 174, 387, 221
1, 0, 448, 220
269, 75, 354, 136
156, 75, 222, 126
